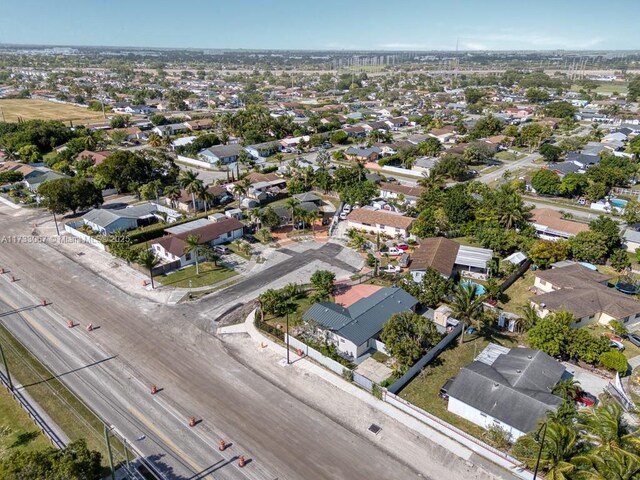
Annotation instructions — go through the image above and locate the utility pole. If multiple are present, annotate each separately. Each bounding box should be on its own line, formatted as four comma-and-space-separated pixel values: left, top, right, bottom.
0, 342, 13, 391
286, 310, 290, 365
52, 212, 60, 236
103, 425, 116, 480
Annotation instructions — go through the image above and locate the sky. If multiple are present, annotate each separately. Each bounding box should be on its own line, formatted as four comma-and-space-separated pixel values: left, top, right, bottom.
2, 0, 640, 51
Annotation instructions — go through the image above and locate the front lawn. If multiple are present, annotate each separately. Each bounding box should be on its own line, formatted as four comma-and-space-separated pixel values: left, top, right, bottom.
263, 296, 317, 331
399, 330, 522, 439
495, 151, 524, 161
157, 261, 238, 288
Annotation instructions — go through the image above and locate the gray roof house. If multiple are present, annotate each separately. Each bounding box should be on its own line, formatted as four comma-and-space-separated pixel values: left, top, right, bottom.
447, 345, 565, 440
303, 287, 418, 360
25, 171, 68, 191
198, 144, 245, 165
81, 203, 163, 234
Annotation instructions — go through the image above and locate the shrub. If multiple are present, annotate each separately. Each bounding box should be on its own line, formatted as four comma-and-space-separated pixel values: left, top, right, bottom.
482, 425, 512, 449
371, 383, 382, 399
600, 350, 628, 375
609, 320, 628, 337
341, 368, 353, 382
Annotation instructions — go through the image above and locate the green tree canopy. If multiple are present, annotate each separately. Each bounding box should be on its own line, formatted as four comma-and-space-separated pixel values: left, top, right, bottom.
531, 169, 561, 195
38, 177, 103, 214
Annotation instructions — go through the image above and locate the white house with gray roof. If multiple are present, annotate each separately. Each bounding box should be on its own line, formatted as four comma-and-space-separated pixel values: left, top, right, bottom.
81, 203, 178, 234
447, 344, 565, 440
198, 144, 245, 165
302, 287, 418, 360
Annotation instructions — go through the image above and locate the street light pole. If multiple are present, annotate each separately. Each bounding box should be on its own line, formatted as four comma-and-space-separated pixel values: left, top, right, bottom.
286, 311, 290, 364
533, 422, 548, 480
52, 212, 60, 236
0, 342, 13, 391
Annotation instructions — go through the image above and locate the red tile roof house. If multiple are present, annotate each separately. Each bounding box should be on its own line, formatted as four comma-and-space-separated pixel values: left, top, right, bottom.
150, 218, 244, 271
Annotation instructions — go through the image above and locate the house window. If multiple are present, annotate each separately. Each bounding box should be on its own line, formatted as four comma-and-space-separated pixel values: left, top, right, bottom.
185, 253, 192, 261
539, 279, 547, 287
395, 228, 401, 233
379, 224, 386, 229
480, 413, 487, 418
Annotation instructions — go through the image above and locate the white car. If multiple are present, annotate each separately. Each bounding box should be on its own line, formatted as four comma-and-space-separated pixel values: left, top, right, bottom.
342, 204, 352, 213
339, 212, 348, 220
382, 265, 401, 273
387, 247, 403, 256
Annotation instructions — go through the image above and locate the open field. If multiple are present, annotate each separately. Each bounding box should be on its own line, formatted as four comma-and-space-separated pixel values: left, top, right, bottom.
0, 99, 108, 124
0, 324, 123, 471
570, 83, 628, 94
156, 261, 238, 288
0, 385, 52, 456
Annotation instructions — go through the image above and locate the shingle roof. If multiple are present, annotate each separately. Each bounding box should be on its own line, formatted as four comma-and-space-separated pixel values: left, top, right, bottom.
448, 347, 564, 433
82, 203, 158, 228
534, 264, 610, 288
303, 287, 418, 346
410, 237, 459, 277
346, 208, 414, 231
530, 208, 590, 237
379, 182, 425, 199
203, 144, 244, 158
153, 218, 243, 257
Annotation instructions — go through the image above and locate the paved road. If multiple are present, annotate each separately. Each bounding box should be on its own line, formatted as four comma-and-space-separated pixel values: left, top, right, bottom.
0, 206, 435, 480
479, 152, 541, 184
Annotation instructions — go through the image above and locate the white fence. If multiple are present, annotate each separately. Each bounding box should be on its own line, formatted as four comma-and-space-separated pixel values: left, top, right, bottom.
64, 222, 106, 251
383, 392, 529, 478
177, 155, 217, 170
380, 165, 424, 178
368, 338, 389, 356
284, 334, 348, 375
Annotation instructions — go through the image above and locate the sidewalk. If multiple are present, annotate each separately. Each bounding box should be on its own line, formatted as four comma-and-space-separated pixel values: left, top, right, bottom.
235, 310, 530, 480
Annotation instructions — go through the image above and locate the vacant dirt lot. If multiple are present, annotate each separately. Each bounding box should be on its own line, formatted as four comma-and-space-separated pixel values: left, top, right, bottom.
0, 99, 108, 123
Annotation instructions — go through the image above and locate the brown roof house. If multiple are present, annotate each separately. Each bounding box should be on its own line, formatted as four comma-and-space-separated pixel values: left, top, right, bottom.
346, 207, 415, 238
530, 264, 640, 327
166, 185, 228, 213
151, 217, 244, 270
74, 150, 112, 166
378, 182, 425, 205
410, 237, 494, 281
530, 208, 589, 240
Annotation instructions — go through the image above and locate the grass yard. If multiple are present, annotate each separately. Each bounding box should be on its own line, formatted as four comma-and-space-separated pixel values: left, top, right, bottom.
495, 151, 525, 161
498, 270, 535, 313
157, 261, 238, 288
0, 99, 109, 124
0, 325, 125, 471
399, 330, 522, 439
0, 386, 52, 455
570, 83, 628, 95
227, 242, 252, 260
264, 296, 317, 331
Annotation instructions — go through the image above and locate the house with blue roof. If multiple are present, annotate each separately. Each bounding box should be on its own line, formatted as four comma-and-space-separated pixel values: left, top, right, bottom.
302, 287, 418, 360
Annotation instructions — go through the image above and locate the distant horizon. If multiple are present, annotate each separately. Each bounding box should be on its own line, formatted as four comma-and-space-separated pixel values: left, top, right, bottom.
2, 41, 640, 55
2, 0, 639, 52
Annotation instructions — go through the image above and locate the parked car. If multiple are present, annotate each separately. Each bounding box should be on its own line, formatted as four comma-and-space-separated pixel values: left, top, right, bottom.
439, 378, 454, 399
610, 340, 625, 352
575, 390, 597, 407
385, 176, 397, 182
398, 253, 411, 268
382, 265, 401, 273
396, 243, 409, 251
219, 195, 233, 205
627, 333, 640, 347
342, 204, 352, 213
213, 245, 230, 255
387, 246, 403, 256
339, 212, 348, 220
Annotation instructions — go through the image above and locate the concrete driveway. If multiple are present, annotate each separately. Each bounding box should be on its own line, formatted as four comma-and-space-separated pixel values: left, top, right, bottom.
563, 362, 610, 398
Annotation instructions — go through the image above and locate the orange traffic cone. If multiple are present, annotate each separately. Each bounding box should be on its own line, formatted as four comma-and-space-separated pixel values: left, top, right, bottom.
86, 323, 93, 332
10, 276, 16, 282
151, 384, 157, 395
68, 320, 74, 328
219, 439, 226, 451
238, 456, 245, 468
41, 298, 48, 306
297, 348, 303, 356
188, 416, 196, 427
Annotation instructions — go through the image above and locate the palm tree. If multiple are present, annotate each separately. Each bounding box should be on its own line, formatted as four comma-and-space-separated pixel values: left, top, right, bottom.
204, 246, 221, 267
233, 177, 251, 207
306, 210, 320, 236
183, 235, 206, 275
164, 185, 181, 209
249, 208, 263, 230
179, 170, 204, 212
552, 378, 581, 401
198, 188, 216, 214
517, 304, 541, 332
450, 282, 485, 346
418, 170, 445, 191
148, 133, 162, 148
537, 423, 581, 480
285, 197, 300, 227
572, 448, 640, 480
578, 404, 640, 455
81, 134, 97, 151
138, 248, 160, 289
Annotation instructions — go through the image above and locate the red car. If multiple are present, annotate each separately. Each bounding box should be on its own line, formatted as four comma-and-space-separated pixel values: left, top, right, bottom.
396, 243, 409, 251
575, 390, 597, 407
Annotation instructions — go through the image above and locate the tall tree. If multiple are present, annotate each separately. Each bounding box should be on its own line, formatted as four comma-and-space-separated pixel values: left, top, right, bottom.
179, 169, 204, 212
451, 282, 485, 346
138, 248, 160, 289
183, 235, 206, 275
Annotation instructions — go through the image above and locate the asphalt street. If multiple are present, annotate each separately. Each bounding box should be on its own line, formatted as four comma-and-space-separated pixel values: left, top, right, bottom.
0, 205, 438, 480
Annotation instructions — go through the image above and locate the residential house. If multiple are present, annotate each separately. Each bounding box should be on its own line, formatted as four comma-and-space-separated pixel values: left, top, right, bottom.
167, 185, 228, 213
546, 161, 582, 178
623, 228, 640, 253
378, 182, 425, 205
303, 287, 418, 360
384, 116, 409, 129
151, 218, 244, 269
152, 123, 188, 137
342, 126, 367, 138
412, 156, 439, 176
530, 264, 640, 326
244, 141, 281, 159
74, 150, 111, 166
410, 237, 494, 281
24, 171, 68, 192
344, 146, 381, 162
0, 161, 42, 181
529, 208, 589, 240
111, 127, 143, 141
81, 203, 167, 234
447, 344, 565, 440
346, 207, 415, 238
198, 144, 245, 165
428, 126, 457, 143
185, 119, 214, 131
124, 105, 155, 115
